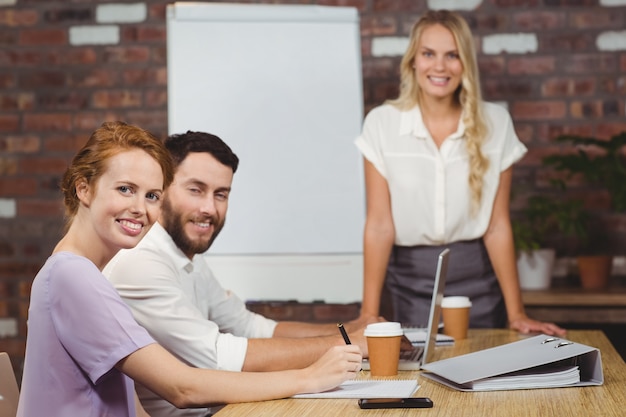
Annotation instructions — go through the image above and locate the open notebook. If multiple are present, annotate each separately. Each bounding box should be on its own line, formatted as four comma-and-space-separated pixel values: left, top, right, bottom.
362, 248, 451, 371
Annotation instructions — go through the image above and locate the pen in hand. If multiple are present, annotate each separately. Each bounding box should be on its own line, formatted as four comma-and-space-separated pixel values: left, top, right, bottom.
337, 322, 351, 345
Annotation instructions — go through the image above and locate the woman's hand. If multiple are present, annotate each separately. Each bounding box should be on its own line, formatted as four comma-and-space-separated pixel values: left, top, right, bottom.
509, 316, 567, 337
300, 345, 363, 394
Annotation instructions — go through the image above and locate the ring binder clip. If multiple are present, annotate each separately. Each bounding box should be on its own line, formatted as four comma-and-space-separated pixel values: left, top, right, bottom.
541, 337, 559, 344
555, 341, 574, 348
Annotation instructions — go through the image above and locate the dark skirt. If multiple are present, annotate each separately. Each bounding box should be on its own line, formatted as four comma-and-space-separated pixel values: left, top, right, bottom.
384, 239, 507, 328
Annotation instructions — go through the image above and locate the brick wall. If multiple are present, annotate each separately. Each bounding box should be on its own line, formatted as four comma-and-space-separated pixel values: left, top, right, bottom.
1, 0, 626, 374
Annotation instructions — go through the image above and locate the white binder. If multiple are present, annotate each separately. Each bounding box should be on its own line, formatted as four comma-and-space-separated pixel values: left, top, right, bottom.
421, 334, 604, 391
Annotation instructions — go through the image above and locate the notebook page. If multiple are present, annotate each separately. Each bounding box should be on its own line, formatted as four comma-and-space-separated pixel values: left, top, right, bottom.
292, 379, 419, 399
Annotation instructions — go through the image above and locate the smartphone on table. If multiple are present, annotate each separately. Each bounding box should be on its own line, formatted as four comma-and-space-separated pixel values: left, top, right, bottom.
358, 397, 433, 409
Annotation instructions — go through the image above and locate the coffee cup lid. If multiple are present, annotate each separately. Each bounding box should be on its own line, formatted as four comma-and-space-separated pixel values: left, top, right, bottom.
442, 296, 472, 308
363, 322, 403, 337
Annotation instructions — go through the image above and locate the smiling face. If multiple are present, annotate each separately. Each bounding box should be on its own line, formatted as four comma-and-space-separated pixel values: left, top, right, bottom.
413, 23, 464, 102
77, 148, 165, 255
160, 152, 234, 259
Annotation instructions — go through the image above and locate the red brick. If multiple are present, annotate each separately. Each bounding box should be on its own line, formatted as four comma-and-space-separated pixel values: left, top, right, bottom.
18, 281, 32, 298
122, 68, 166, 86
0, 115, 19, 132
124, 110, 168, 134
92, 90, 142, 109
621, 54, 626, 72
361, 38, 372, 59
0, 93, 35, 111
0, 177, 38, 198
569, 100, 621, 119
544, 0, 596, 5
43, 134, 87, 153
144, 90, 167, 108
0, 282, 13, 297
563, 54, 616, 74
17, 199, 64, 217
360, 15, 398, 36
539, 32, 594, 52
483, 79, 533, 99
0, 158, 18, 175
541, 77, 596, 97
0, 339, 26, 365
471, 14, 510, 31
121, 25, 167, 43
319, 0, 367, 10
569, 10, 624, 29
0, 135, 40, 153
22, 242, 44, 257
0, 242, 14, 258
0, 29, 17, 45
69, 69, 119, 88
508, 56, 556, 75
493, 0, 540, 6
512, 101, 567, 120
372, 81, 399, 103
151, 45, 166, 64
362, 58, 397, 79
73, 112, 123, 132
513, 11, 565, 30
19, 156, 69, 175
518, 145, 563, 166
596, 123, 626, 139
23, 113, 72, 132
0, 73, 15, 89
43, 7, 92, 24
103, 46, 150, 64
44, 47, 98, 66
0, 9, 38, 26
0, 49, 42, 67
38, 92, 90, 110
478, 56, 506, 75
513, 123, 534, 144
19, 28, 67, 46
373, 0, 425, 13
537, 123, 594, 142
19, 71, 66, 89
599, 75, 626, 95
148, 3, 168, 20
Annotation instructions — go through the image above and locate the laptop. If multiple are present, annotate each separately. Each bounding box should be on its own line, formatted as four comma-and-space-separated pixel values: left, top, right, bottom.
362, 248, 451, 371
0, 352, 19, 417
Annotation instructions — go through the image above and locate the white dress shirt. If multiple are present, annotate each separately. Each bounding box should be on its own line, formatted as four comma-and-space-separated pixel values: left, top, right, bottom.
104, 222, 277, 417
355, 102, 527, 246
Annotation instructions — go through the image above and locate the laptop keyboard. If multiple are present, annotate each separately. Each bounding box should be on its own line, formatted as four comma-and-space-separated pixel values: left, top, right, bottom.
400, 347, 424, 362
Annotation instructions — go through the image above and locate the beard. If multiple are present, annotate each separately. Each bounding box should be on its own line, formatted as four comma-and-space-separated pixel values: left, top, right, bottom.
160, 198, 224, 257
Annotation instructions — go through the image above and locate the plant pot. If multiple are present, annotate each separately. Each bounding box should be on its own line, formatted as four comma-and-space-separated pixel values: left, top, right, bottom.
576, 255, 613, 290
516, 248, 556, 290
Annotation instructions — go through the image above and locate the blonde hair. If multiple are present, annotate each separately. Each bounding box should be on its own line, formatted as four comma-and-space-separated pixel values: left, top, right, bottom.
388, 10, 490, 213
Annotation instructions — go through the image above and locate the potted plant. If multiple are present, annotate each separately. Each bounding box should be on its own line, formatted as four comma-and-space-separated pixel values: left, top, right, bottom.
542, 131, 626, 289
512, 194, 587, 290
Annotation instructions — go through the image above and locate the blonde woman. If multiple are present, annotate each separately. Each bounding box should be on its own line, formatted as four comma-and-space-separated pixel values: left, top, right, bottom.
18, 122, 361, 417
356, 10, 564, 335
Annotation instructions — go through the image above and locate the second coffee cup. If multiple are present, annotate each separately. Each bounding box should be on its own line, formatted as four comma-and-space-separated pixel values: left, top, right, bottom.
363, 322, 403, 376
442, 296, 472, 340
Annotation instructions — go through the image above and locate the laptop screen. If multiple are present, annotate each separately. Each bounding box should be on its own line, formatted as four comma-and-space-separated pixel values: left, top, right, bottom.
421, 248, 450, 366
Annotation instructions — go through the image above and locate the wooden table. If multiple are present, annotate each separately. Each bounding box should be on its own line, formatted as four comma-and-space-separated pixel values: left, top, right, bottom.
523, 287, 626, 324
215, 329, 626, 417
